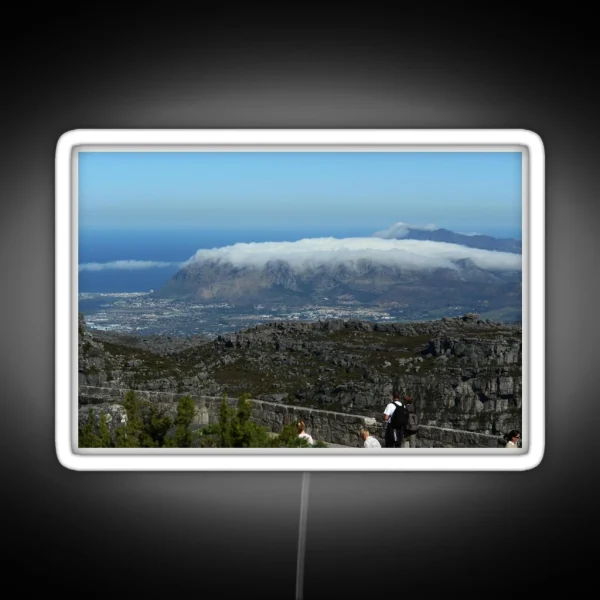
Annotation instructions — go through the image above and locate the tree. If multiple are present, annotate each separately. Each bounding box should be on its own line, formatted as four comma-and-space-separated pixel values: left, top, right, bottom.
163, 394, 195, 448
115, 390, 144, 448
145, 403, 173, 448
197, 393, 271, 448
78, 391, 174, 449
172, 394, 195, 447
79, 409, 111, 448
78, 390, 328, 449
98, 412, 112, 447
196, 395, 328, 448
217, 394, 233, 447
276, 423, 310, 447
230, 393, 272, 448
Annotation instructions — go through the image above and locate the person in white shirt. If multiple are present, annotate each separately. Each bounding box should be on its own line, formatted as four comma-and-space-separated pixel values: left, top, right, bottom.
383, 390, 405, 447
360, 427, 381, 448
297, 420, 314, 446
505, 429, 520, 448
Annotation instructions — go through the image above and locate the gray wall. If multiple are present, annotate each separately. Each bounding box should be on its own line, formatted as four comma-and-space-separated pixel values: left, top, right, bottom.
79, 386, 505, 448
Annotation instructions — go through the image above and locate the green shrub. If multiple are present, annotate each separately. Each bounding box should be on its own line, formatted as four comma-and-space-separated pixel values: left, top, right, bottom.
166, 394, 195, 448
79, 390, 328, 449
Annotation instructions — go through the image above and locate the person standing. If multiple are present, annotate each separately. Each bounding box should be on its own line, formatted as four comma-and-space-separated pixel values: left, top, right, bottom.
297, 420, 314, 446
383, 391, 406, 448
360, 427, 382, 448
402, 395, 419, 448
504, 429, 520, 448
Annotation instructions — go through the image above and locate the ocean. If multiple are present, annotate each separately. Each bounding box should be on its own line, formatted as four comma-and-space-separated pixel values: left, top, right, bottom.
78, 226, 523, 294
78, 227, 336, 293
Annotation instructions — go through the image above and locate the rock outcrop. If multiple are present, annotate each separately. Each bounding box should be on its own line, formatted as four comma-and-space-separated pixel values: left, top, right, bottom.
79, 311, 521, 436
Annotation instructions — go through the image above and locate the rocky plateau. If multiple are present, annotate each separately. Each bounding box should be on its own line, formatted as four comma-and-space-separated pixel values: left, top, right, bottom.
79, 310, 522, 435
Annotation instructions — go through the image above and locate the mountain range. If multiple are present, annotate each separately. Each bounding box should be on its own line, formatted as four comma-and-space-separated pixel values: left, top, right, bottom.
151, 223, 522, 315
373, 222, 522, 253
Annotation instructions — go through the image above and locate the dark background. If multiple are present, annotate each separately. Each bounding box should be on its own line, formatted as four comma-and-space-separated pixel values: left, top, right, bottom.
2, 6, 597, 596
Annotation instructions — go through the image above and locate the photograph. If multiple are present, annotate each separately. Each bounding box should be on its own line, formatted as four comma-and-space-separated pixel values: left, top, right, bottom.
69, 133, 532, 461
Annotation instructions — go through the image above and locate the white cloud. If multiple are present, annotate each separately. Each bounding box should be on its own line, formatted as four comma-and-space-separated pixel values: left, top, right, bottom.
372, 221, 438, 239
187, 237, 521, 272
79, 260, 184, 272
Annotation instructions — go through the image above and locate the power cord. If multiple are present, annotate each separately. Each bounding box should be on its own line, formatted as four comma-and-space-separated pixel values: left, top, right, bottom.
295, 472, 311, 599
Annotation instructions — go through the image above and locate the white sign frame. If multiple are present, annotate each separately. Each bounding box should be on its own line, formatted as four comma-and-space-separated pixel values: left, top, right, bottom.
56, 129, 544, 471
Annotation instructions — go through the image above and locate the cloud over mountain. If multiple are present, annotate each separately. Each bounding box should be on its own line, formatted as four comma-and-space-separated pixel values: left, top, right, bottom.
79, 260, 184, 272
186, 237, 521, 272
372, 221, 438, 239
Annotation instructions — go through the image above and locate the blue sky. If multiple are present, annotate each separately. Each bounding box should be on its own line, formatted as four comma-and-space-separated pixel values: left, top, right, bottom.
78, 151, 522, 234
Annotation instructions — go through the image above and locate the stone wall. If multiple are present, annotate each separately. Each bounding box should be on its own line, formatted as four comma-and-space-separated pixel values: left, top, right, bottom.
79, 385, 506, 448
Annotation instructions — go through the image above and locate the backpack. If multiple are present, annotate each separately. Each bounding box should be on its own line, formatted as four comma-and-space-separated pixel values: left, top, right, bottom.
406, 404, 420, 432
389, 401, 408, 429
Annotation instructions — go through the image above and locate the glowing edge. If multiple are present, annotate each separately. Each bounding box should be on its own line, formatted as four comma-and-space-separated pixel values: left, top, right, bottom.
55, 129, 544, 471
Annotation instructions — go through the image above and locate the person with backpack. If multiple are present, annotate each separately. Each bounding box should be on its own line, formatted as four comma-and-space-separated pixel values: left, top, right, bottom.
402, 395, 420, 447
383, 390, 408, 448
